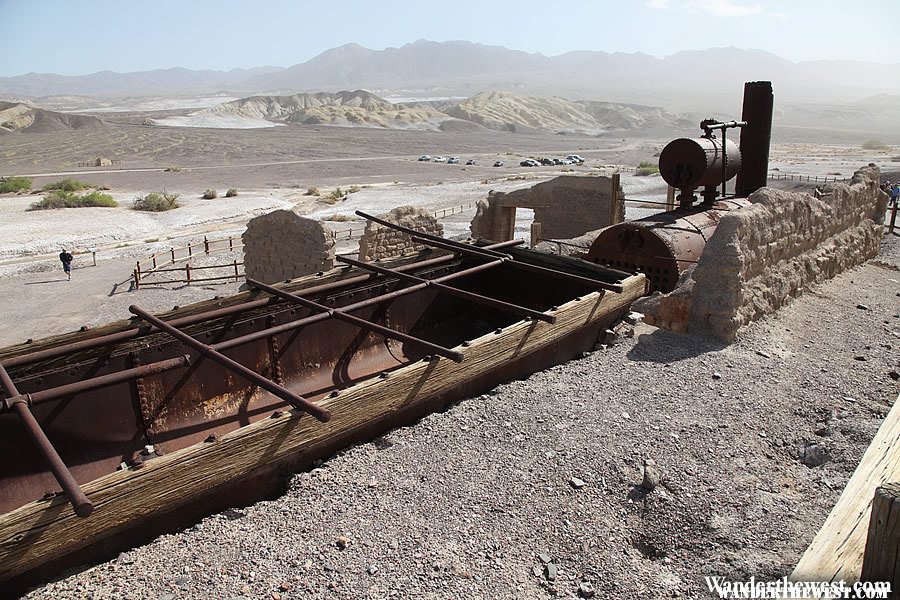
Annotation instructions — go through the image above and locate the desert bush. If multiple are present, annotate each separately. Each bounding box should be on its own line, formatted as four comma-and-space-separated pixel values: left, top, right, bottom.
144, 237, 160, 243
0, 176, 32, 193
347, 185, 361, 194
164, 166, 181, 172
635, 160, 660, 176
304, 187, 320, 196
132, 192, 180, 212
201, 188, 218, 199
321, 214, 356, 222
29, 190, 118, 210
225, 188, 238, 197
42, 178, 93, 192
862, 140, 890, 151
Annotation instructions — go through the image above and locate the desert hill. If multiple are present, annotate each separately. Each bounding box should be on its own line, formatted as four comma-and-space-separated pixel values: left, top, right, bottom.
0, 101, 107, 134
444, 91, 601, 133
149, 89, 696, 133
164, 90, 456, 129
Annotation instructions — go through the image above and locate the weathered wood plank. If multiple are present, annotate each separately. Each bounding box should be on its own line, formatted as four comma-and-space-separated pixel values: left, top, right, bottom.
791, 392, 900, 584
0, 274, 646, 583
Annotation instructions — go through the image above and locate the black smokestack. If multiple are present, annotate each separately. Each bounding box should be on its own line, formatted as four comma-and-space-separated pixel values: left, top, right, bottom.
735, 81, 774, 197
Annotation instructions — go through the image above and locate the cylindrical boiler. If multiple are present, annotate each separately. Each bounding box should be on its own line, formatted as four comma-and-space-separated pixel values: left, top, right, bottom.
585, 198, 751, 293
658, 137, 741, 190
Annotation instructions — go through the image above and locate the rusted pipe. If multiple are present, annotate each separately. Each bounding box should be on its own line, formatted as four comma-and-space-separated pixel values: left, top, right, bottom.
246, 278, 465, 363
0, 364, 93, 517
18, 355, 191, 406
335, 256, 556, 323
128, 305, 330, 422
2, 240, 523, 369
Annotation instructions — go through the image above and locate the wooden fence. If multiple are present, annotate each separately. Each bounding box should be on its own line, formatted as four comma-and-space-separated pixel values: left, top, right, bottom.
133, 235, 244, 288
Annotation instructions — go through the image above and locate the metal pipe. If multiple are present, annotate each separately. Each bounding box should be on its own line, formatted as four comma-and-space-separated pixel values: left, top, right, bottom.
336, 256, 556, 324
128, 305, 330, 422
19, 355, 191, 406
735, 81, 774, 197
0, 364, 93, 517
246, 278, 464, 363
2, 240, 524, 369
411, 236, 625, 293
213, 256, 523, 352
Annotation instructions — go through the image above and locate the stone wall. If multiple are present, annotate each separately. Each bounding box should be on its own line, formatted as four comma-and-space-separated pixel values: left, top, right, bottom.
357, 206, 443, 261
634, 166, 889, 341
470, 175, 624, 242
242, 209, 335, 284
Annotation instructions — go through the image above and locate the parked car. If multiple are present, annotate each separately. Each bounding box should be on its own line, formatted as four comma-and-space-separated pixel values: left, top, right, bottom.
520, 159, 539, 167
552, 158, 564, 165
539, 158, 554, 166
447, 157, 460, 164
418, 155, 432, 162
433, 156, 446, 163
566, 155, 585, 163
493, 161, 504, 167
466, 159, 476, 165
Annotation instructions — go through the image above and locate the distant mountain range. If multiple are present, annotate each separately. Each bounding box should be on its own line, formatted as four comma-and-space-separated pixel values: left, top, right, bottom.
3, 40, 899, 116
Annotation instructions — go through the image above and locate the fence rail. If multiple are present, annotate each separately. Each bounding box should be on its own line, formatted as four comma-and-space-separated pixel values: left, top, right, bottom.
327, 202, 477, 241
133, 235, 244, 289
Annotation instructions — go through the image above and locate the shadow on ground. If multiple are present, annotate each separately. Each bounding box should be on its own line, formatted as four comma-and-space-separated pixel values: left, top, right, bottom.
626, 327, 727, 363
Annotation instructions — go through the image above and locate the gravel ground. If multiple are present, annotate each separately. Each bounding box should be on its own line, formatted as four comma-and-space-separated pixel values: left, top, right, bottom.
23, 234, 900, 599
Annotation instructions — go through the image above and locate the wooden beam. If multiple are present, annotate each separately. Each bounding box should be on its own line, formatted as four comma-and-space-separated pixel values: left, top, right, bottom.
0, 274, 647, 583
861, 482, 900, 586
791, 392, 900, 584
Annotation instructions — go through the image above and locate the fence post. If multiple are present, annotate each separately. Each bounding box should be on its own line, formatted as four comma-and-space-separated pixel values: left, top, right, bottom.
530, 222, 542, 248
136, 261, 142, 277
229, 237, 234, 251
152, 256, 157, 269
185, 264, 192, 285
233, 260, 239, 281
133, 269, 140, 290
666, 185, 676, 212
188, 243, 192, 258
610, 172, 622, 225
204, 236, 210, 255
171, 248, 176, 263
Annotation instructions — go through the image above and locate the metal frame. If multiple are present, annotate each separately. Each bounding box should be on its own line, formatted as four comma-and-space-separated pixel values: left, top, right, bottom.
355, 211, 625, 293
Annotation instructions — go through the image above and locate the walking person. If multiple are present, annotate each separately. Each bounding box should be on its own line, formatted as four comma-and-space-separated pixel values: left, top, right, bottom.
59, 248, 73, 280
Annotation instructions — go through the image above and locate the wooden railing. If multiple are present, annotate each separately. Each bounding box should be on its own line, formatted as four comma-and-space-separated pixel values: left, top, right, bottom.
133, 235, 244, 288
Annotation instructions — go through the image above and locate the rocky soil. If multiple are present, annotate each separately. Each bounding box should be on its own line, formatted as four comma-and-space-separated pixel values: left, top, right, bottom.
23, 234, 900, 599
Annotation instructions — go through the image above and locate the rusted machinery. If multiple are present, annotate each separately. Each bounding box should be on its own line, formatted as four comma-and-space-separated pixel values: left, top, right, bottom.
0, 215, 647, 592
587, 81, 774, 292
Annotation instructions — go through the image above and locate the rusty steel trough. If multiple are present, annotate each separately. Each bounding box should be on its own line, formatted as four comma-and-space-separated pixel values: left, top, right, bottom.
0, 238, 646, 593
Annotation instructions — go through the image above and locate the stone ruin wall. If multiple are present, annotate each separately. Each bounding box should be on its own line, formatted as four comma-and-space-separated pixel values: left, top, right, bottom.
634, 165, 889, 341
357, 206, 442, 261
242, 209, 335, 284
470, 175, 624, 242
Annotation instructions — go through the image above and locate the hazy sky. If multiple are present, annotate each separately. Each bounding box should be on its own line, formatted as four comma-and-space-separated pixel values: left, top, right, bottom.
0, 0, 894, 77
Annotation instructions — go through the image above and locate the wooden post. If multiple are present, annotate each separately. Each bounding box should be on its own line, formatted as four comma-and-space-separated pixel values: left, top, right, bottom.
188, 243, 192, 258
666, 185, 676, 212
530, 221, 542, 248
133, 269, 140, 290
92, 251, 97, 267
204, 236, 210, 255
861, 482, 900, 588
136, 261, 141, 276
229, 237, 234, 251
185, 264, 192, 285
152, 256, 157, 269
170, 248, 176, 263
609, 172, 622, 225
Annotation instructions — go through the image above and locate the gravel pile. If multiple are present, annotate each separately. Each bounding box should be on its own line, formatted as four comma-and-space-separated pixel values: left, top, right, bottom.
23, 235, 899, 599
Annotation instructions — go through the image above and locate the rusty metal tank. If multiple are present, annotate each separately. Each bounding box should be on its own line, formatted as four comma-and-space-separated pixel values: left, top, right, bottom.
658, 137, 741, 190
585, 198, 751, 293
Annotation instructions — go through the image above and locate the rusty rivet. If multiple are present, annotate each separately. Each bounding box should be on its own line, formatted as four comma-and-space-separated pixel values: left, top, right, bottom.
329, 390, 340, 398
271, 410, 283, 418
205, 434, 218, 443
379, 372, 389, 379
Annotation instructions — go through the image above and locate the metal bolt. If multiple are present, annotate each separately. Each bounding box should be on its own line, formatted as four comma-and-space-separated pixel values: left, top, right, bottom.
379, 372, 389, 379
205, 434, 218, 443
494, 328, 503, 334
329, 390, 340, 398
271, 410, 283, 418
